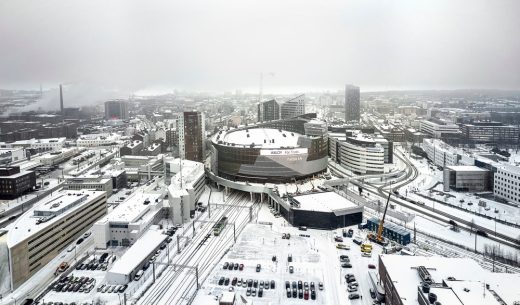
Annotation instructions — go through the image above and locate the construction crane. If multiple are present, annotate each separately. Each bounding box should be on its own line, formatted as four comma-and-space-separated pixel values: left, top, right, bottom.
368, 186, 392, 246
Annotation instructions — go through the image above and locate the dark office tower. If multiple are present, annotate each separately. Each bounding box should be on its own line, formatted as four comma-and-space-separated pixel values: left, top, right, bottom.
59, 84, 64, 115
281, 94, 305, 119
104, 100, 129, 120
345, 84, 360, 122
257, 99, 280, 122
178, 111, 205, 162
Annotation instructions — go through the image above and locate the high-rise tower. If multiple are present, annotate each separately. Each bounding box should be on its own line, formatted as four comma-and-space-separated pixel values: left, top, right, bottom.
345, 84, 360, 122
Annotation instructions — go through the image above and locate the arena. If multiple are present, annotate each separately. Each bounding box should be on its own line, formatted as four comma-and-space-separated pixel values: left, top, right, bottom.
210, 120, 328, 184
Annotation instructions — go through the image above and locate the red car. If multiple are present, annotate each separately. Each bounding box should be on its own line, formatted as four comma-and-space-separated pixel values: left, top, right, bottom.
304, 290, 309, 300
368, 264, 376, 269
239, 263, 244, 271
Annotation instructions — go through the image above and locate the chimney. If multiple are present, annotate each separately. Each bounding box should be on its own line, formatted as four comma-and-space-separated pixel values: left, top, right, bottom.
59, 84, 64, 115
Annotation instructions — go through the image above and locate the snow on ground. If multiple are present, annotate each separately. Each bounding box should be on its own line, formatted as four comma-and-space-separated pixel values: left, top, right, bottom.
402, 192, 520, 240
193, 204, 383, 305
420, 187, 520, 224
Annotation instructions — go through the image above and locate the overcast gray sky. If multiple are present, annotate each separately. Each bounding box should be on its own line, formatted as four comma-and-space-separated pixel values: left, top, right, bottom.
1, 0, 519, 93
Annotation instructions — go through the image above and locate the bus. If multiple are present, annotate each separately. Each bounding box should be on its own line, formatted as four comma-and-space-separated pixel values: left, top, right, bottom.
213, 216, 228, 236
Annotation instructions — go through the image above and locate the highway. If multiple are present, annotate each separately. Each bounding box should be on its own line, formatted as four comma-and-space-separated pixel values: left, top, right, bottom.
330, 149, 520, 250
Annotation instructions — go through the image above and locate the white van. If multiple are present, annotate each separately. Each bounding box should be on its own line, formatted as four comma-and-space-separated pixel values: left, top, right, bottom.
134, 270, 144, 281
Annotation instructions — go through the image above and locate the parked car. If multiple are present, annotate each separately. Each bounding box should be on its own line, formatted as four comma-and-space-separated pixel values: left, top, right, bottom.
289, 266, 294, 273
256, 264, 261, 272
349, 293, 360, 300
368, 264, 376, 269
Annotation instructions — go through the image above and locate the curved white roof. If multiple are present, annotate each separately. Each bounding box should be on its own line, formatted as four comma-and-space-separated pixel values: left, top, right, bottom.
216, 128, 301, 148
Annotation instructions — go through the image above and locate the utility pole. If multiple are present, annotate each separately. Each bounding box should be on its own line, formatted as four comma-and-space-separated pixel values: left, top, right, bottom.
233, 223, 236, 243
195, 264, 200, 290
474, 232, 477, 253
152, 262, 156, 284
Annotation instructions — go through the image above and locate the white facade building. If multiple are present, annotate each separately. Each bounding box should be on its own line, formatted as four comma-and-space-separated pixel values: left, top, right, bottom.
339, 139, 384, 174
422, 138, 460, 168
4, 137, 66, 152
76, 133, 121, 147
93, 193, 164, 249
166, 158, 205, 224
494, 164, 520, 205
38, 147, 81, 166
420, 119, 460, 138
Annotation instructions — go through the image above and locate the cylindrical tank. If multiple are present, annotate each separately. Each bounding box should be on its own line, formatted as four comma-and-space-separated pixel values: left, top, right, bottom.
428, 292, 438, 304
422, 282, 430, 293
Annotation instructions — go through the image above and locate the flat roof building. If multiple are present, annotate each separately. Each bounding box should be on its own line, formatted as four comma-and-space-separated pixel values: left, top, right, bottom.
106, 229, 167, 285
64, 176, 113, 196
270, 191, 363, 229
0, 166, 36, 200
1, 190, 107, 291
443, 165, 490, 192
379, 254, 519, 305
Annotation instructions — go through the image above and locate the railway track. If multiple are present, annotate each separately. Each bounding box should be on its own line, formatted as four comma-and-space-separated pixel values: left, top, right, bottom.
361, 151, 520, 250
135, 191, 257, 304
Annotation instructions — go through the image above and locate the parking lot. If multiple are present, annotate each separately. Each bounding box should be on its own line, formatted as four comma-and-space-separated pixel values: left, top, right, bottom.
38, 224, 182, 305
193, 204, 384, 305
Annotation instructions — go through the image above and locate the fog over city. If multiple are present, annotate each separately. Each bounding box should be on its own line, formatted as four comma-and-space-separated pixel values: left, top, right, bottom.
1, 0, 520, 94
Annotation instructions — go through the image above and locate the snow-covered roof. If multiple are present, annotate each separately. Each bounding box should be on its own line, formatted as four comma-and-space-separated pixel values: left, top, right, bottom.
216, 128, 301, 148
291, 191, 359, 214
100, 192, 161, 223
445, 165, 488, 172
7, 190, 106, 247
108, 229, 166, 276
380, 255, 508, 305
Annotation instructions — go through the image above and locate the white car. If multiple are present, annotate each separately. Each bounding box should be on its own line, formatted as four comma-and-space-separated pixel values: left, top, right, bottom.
83, 231, 91, 238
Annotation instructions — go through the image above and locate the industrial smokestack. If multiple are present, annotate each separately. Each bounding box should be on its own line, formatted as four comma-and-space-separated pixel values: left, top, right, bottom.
59, 84, 64, 115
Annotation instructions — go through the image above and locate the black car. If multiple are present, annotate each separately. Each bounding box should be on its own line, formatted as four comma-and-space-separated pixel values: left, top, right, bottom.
234, 263, 239, 270
258, 288, 263, 298
285, 281, 290, 289
298, 280, 303, 289
292, 288, 297, 298
218, 277, 225, 285
341, 263, 353, 268
247, 279, 253, 287
270, 280, 275, 289
298, 288, 303, 299
223, 262, 229, 269
256, 264, 261, 272
349, 293, 360, 300
292, 281, 297, 289
311, 290, 316, 300
287, 288, 291, 297
224, 278, 230, 285
76, 238, 84, 245
253, 280, 258, 288
370, 288, 376, 299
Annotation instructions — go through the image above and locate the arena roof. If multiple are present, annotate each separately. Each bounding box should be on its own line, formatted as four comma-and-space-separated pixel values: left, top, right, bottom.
215, 128, 301, 148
